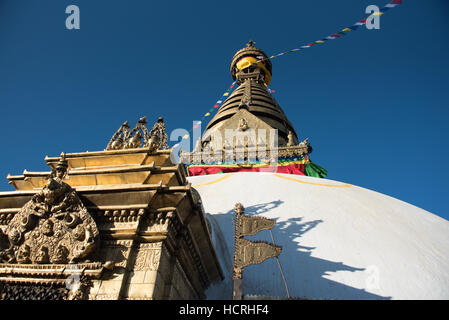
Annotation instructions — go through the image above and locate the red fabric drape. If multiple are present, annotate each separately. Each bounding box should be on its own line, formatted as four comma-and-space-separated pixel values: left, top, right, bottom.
187, 163, 306, 176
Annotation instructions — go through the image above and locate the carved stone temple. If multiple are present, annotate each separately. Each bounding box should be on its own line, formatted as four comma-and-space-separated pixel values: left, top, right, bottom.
0, 118, 222, 300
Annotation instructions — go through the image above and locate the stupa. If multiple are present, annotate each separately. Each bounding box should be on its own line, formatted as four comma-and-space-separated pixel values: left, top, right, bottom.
0, 42, 448, 300
184, 42, 449, 300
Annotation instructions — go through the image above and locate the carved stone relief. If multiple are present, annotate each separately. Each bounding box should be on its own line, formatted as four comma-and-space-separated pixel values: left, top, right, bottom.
134, 243, 162, 271
0, 156, 99, 265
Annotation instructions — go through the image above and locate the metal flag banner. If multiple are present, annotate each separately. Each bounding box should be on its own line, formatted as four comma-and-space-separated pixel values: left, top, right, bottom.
232, 203, 282, 300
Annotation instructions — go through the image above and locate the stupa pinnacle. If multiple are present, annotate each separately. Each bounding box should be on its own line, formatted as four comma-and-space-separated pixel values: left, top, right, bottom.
183, 41, 326, 179
202, 40, 298, 150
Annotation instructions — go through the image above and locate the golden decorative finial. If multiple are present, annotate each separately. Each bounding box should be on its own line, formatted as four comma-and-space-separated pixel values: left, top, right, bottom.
234, 203, 245, 215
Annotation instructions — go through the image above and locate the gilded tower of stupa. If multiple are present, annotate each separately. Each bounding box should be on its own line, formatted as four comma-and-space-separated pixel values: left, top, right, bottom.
182, 41, 326, 178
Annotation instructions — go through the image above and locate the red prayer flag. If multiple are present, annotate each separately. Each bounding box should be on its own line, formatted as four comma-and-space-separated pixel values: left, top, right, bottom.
213, 104, 220, 108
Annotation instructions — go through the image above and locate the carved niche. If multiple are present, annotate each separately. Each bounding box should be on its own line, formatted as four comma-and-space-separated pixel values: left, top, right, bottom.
0, 155, 99, 265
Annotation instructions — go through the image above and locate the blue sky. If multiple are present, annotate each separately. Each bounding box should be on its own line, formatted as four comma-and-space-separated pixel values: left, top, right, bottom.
0, 0, 448, 220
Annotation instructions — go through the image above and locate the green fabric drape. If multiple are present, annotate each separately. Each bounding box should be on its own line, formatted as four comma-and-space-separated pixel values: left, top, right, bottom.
304, 161, 327, 178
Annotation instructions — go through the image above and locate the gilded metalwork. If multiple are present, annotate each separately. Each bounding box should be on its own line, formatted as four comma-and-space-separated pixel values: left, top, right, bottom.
149, 117, 169, 150
106, 121, 131, 150
287, 131, 295, 147
106, 116, 169, 151
232, 203, 282, 282
232, 203, 282, 299
236, 215, 276, 237
0, 145, 223, 299
180, 144, 311, 165
238, 118, 249, 131
230, 40, 272, 82
186, 41, 306, 159
0, 155, 99, 265
234, 238, 282, 270
239, 77, 252, 109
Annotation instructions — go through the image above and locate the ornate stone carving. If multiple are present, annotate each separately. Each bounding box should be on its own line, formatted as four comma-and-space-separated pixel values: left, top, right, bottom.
99, 240, 133, 269
0, 283, 69, 300
106, 116, 169, 151
134, 244, 162, 271
67, 274, 92, 300
0, 273, 93, 300
0, 155, 99, 265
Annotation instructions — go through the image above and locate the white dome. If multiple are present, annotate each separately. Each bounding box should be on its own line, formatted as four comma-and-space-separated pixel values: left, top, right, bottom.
187, 172, 449, 300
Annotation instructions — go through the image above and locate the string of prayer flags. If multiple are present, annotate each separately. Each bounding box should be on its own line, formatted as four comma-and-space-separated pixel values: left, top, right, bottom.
174, 1, 402, 148
180, 80, 238, 142
256, 0, 402, 65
